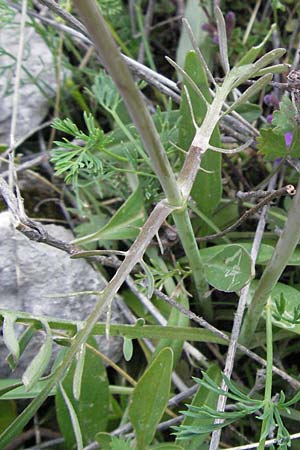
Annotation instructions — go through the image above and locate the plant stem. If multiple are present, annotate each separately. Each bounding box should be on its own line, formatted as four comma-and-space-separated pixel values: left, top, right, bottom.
173, 207, 213, 319
73, 0, 229, 316
240, 178, 300, 344
257, 296, 273, 450
73, 0, 182, 207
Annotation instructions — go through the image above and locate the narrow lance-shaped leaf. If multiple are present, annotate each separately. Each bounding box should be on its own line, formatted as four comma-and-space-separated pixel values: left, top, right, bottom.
222, 73, 273, 117
123, 337, 133, 362
140, 259, 155, 299
237, 23, 277, 66
73, 344, 86, 401
166, 56, 210, 107
56, 338, 109, 448
223, 64, 257, 91
215, 6, 230, 74
253, 48, 286, 72
254, 64, 290, 77
129, 347, 173, 449
59, 382, 83, 450
22, 320, 52, 391
6, 325, 36, 370
72, 187, 145, 245
182, 18, 215, 86
3, 313, 20, 362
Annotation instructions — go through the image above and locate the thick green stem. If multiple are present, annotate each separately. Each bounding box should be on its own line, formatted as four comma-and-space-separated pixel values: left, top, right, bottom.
240, 178, 300, 345
173, 207, 213, 319
258, 297, 273, 450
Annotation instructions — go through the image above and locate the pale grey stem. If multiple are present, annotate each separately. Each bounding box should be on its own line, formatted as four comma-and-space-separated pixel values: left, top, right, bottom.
34, 0, 181, 96
138, 0, 156, 64
209, 174, 278, 450
154, 289, 300, 389
126, 276, 208, 367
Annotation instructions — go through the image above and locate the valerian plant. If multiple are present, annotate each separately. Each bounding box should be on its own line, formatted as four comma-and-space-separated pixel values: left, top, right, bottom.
2, 1, 300, 449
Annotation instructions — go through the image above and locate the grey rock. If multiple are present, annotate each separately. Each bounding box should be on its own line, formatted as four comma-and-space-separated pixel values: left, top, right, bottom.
0, 212, 124, 377
0, 12, 64, 144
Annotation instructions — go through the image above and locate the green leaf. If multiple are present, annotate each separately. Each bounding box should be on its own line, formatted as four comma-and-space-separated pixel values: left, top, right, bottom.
199, 243, 274, 265
95, 432, 112, 449
235, 103, 262, 122
129, 348, 173, 449
73, 344, 86, 401
176, 0, 214, 72
204, 244, 253, 292
273, 95, 298, 134
0, 379, 56, 400
95, 434, 134, 450
254, 63, 290, 77
6, 325, 36, 370
147, 248, 189, 365
237, 24, 276, 66
0, 312, 228, 345
253, 48, 286, 72
257, 127, 287, 161
3, 313, 20, 362
55, 339, 109, 449
226, 64, 257, 90
59, 382, 83, 450
0, 401, 17, 434
140, 259, 155, 299
223, 74, 273, 116
74, 213, 111, 250
251, 281, 300, 335
178, 51, 222, 216
123, 337, 133, 362
73, 187, 145, 245
176, 364, 222, 449
215, 6, 230, 74
22, 321, 52, 391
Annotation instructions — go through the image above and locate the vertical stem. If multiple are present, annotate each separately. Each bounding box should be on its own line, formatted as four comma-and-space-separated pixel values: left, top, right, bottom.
173, 207, 212, 319
73, 0, 182, 207
257, 296, 273, 450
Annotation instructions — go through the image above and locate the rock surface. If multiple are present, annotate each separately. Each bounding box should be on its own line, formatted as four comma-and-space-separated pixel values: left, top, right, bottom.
0, 212, 123, 377
0, 12, 63, 144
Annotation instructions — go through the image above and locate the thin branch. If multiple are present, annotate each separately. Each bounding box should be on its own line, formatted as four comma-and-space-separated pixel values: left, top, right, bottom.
30, 0, 181, 98
197, 185, 296, 242
154, 289, 300, 389
137, 0, 156, 64
209, 172, 279, 450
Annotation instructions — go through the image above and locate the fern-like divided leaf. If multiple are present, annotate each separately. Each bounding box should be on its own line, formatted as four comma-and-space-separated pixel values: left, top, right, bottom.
173, 372, 299, 444
51, 112, 111, 185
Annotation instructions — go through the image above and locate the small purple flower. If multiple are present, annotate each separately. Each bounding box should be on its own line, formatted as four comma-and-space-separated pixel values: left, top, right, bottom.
225, 11, 235, 37
201, 11, 235, 45
264, 93, 280, 108
285, 132, 293, 147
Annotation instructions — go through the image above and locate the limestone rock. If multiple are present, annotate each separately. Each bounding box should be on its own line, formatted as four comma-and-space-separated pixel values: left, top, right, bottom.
0, 212, 123, 377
